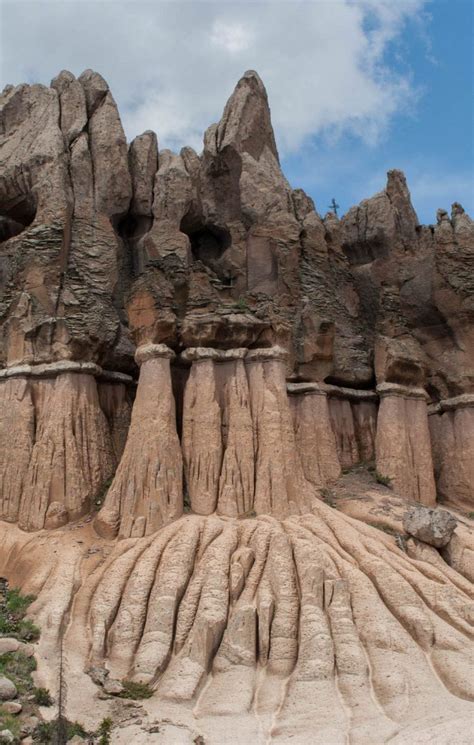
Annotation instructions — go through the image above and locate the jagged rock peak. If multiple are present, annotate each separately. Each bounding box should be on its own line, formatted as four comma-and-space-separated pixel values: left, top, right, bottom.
386, 168, 419, 233
214, 69, 279, 162
78, 69, 109, 116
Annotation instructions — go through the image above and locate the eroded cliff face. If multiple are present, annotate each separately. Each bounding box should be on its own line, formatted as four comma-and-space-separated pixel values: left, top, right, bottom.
0, 69, 473, 742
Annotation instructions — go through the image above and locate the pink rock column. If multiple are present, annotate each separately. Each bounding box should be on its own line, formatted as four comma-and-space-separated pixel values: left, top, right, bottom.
181, 348, 255, 517
18, 369, 115, 531
288, 383, 341, 487
429, 395, 474, 511
94, 344, 183, 539
375, 383, 436, 505
0, 376, 35, 523
246, 347, 314, 517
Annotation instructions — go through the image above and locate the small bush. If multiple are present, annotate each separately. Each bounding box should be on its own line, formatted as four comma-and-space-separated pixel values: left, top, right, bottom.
0, 710, 21, 739
97, 717, 113, 745
375, 471, 391, 487
119, 680, 154, 700
16, 618, 40, 642
467, 511, 474, 520
33, 686, 53, 706
0, 587, 39, 642
0, 651, 36, 695
233, 296, 249, 312
33, 718, 88, 743
5, 588, 36, 618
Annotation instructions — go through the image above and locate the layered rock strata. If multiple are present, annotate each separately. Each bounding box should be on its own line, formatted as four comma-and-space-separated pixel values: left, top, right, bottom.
1, 67, 473, 525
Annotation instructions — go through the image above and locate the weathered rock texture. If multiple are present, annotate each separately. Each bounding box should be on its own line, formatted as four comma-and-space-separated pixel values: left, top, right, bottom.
0, 66, 473, 742
94, 344, 182, 539
403, 504, 457, 548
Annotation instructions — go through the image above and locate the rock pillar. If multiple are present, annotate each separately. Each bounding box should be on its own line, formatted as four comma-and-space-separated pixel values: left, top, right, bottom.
0, 363, 115, 531
246, 347, 313, 517
375, 383, 436, 505
288, 383, 341, 487
94, 344, 183, 539
181, 348, 254, 517
429, 395, 474, 511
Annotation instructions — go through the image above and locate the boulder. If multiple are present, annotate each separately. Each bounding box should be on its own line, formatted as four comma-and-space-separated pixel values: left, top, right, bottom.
403, 505, 457, 548
0, 677, 17, 701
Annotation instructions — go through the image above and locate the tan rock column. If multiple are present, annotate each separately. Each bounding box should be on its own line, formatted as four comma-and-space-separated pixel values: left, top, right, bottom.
181, 348, 255, 517
246, 347, 313, 517
0, 376, 35, 523
7, 363, 116, 531
288, 383, 341, 487
94, 344, 183, 539
375, 383, 436, 505
97, 372, 134, 462
327, 396, 359, 469
215, 350, 255, 517
325, 385, 378, 466
429, 395, 474, 510
181, 348, 223, 515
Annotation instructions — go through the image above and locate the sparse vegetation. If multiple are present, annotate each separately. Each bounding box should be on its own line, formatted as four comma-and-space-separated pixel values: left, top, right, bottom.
119, 680, 154, 700
0, 710, 21, 740
97, 717, 113, 745
32, 719, 88, 743
320, 488, 336, 508
233, 296, 249, 312
375, 471, 391, 487
0, 651, 36, 696
0, 587, 39, 642
467, 511, 474, 520
33, 687, 53, 706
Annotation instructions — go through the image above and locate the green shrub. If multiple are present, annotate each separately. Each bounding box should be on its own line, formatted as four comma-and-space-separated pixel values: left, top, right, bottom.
119, 680, 154, 700
5, 588, 36, 617
0, 710, 21, 739
233, 296, 249, 312
467, 511, 474, 520
33, 719, 88, 743
0, 587, 39, 642
97, 717, 113, 745
375, 471, 391, 487
0, 651, 36, 695
33, 686, 53, 706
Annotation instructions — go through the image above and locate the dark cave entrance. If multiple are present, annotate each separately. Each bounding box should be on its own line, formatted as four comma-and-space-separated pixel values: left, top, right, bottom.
0, 193, 37, 243
180, 215, 231, 276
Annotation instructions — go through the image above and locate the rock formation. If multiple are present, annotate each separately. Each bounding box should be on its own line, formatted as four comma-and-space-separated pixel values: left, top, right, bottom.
0, 68, 473, 742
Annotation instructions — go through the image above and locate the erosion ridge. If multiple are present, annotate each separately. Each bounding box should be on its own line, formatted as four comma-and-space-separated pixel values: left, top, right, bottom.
0, 69, 473, 743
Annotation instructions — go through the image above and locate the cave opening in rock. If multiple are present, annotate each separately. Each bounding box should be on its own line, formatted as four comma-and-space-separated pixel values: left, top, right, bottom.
0, 193, 37, 243
180, 215, 231, 276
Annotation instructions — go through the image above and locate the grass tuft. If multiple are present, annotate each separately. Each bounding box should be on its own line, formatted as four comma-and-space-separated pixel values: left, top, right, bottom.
375, 471, 391, 487
119, 680, 154, 700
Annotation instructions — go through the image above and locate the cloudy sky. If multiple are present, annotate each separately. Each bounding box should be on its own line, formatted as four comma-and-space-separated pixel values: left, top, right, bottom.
1, 0, 472, 222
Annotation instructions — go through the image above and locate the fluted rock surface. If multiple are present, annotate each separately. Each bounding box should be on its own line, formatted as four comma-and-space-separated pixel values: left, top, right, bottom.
0, 65, 473, 742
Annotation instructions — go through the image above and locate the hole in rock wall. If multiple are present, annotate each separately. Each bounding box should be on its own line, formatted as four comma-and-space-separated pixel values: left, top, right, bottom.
0, 193, 37, 243
342, 237, 389, 266
180, 215, 232, 279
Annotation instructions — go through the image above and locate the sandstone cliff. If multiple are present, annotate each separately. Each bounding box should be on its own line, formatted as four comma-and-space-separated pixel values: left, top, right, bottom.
0, 69, 473, 743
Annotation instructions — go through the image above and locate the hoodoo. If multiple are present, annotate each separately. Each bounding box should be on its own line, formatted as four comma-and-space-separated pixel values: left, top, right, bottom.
0, 69, 473, 743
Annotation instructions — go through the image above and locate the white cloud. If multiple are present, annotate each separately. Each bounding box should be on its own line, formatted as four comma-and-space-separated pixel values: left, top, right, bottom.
0, 0, 428, 155
210, 20, 254, 53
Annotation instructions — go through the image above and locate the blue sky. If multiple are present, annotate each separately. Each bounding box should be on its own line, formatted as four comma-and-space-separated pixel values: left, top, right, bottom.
282, 0, 474, 222
1, 0, 472, 223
